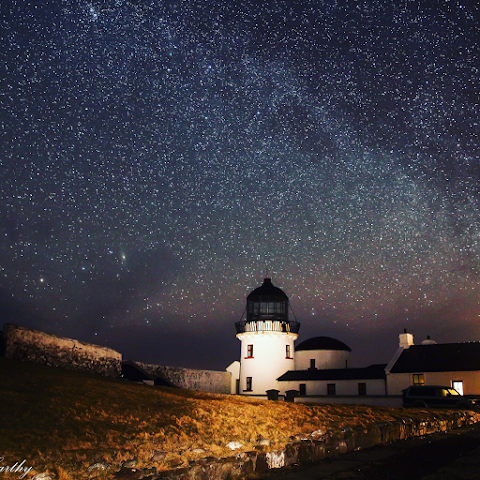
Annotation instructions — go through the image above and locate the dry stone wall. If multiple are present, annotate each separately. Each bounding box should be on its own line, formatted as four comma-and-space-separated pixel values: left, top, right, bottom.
3, 323, 122, 377
137, 361, 231, 394
152, 411, 480, 479
1, 324, 231, 390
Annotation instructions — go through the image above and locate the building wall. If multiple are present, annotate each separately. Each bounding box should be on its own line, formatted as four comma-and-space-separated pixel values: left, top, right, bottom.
137, 362, 231, 394
3, 323, 122, 377
279, 378, 387, 396
294, 395, 402, 408
226, 361, 240, 394
387, 371, 480, 396
295, 349, 351, 370
237, 331, 297, 395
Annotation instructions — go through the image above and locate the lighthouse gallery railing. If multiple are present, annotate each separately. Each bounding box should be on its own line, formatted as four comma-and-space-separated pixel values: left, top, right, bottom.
235, 320, 300, 334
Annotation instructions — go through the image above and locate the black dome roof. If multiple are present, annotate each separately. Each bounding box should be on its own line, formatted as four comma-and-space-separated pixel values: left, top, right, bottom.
295, 336, 351, 352
247, 278, 288, 300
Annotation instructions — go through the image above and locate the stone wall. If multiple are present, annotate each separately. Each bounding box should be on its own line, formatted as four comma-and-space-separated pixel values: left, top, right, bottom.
137, 361, 231, 394
152, 411, 480, 479
3, 323, 122, 377
1, 323, 231, 389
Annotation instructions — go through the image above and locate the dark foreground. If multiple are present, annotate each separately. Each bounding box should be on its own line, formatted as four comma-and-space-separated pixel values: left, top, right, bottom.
260, 421, 480, 479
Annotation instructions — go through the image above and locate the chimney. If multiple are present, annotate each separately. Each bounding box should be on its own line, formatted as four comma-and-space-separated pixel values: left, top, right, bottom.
399, 328, 414, 349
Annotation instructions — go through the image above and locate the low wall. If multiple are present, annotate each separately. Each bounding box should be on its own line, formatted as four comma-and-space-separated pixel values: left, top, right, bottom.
3, 324, 122, 377
152, 411, 480, 479
137, 362, 231, 394
295, 395, 403, 408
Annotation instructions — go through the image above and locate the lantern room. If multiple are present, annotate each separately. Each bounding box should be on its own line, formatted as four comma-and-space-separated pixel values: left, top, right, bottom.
235, 278, 300, 334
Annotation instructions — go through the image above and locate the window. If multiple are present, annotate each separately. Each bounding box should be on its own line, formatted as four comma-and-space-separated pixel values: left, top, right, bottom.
245, 377, 252, 391
299, 384, 306, 396
250, 300, 287, 318
310, 359, 316, 370
327, 383, 336, 396
358, 382, 367, 396
413, 374, 425, 386
452, 381, 464, 395
246, 344, 253, 358
286, 345, 292, 359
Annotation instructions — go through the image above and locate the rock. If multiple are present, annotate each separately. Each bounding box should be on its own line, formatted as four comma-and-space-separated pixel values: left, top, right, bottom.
255, 438, 270, 449
122, 459, 137, 468
226, 441, 243, 450
290, 433, 310, 441
165, 457, 183, 468
112, 467, 143, 479
87, 462, 110, 471
265, 450, 285, 469
32, 474, 56, 480
141, 466, 157, 477
310, 429, 325, 438
150, 451, 166, 462
191, 447, 207, 454
189, 459, 201, 466
189, 457, 216, 466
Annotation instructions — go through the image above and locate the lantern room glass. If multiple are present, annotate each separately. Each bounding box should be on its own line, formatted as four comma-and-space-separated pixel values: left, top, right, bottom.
247, 297, 288, 321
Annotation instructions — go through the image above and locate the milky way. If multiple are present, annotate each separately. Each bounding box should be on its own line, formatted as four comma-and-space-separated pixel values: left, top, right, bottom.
1, 1, 479, 369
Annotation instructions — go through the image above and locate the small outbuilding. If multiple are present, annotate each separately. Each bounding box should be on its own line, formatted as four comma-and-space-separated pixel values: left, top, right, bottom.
295, 336, 352, 370
386, 337, 480, 396
277, 364, 387, 398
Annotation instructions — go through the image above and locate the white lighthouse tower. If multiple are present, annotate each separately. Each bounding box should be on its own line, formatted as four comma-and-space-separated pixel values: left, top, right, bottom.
235, 277, 300, 396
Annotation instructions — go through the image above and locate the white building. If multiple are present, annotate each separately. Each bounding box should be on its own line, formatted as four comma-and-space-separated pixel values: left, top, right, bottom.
232, 279, 480, 403
233, 278, 385, 400
295, 336, 352, 370
233, 278, 387, 401
235, 277, 299, 395
386, 330, 480, 396
277, 364, 387, 399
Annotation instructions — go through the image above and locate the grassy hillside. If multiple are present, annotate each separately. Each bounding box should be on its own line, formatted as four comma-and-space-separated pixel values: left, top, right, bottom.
0, 358, 463, 479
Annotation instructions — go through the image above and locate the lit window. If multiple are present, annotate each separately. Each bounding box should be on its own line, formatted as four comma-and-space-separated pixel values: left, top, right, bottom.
413, 374, 424, 385
452, 381, 464, 395
327, 383, 336, 396
245, 377, 252, 391
358, 383, 367, 395
246, 344, 253, 358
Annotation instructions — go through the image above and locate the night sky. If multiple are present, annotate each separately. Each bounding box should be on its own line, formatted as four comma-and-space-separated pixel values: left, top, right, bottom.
1, 1, 479, 371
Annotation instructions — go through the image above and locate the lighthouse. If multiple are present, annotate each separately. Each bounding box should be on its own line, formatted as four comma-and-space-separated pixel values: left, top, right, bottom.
235, 277, 300, 396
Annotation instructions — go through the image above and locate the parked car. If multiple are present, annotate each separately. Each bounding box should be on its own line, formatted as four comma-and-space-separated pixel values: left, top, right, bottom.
402, 385, 477, 409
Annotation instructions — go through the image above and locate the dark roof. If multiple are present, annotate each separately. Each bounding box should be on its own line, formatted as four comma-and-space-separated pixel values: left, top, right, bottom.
277, 364, 386, 382
247, 278, 288, 300
390, 343, 480, 373
122, 361, 155, 382
295, 336, 351, 352
122, 361, 177, 387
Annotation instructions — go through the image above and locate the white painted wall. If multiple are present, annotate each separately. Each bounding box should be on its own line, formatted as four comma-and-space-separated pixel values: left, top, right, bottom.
387, 371, 480, 396
295, 395, 403, 408
226, 361, 240, 394
295, 349, 351, 370
237, 331, 297, 396
399, 332, 414, 348
279, 378, 387, 396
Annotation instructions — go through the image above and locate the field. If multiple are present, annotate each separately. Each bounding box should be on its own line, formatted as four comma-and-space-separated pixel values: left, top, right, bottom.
0, 358, 463, 479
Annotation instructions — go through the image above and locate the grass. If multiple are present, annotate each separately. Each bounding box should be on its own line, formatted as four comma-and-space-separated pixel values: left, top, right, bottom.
0, 358, 467, 479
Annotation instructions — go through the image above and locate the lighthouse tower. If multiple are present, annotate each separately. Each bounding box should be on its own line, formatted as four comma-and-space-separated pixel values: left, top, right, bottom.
235, 277, 300, 396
